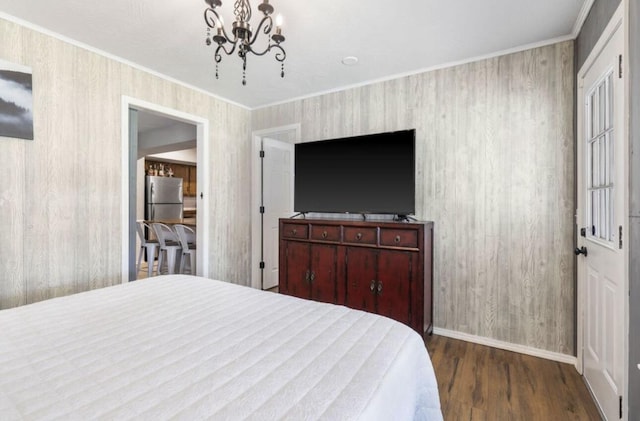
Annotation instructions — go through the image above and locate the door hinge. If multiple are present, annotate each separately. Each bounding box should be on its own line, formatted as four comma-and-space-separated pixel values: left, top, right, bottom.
259, 261, 265, 269
259, 150, 265, 158
619, 395, 623, 419
619, 55, 623, 78
619, 225, 623, 249
260, 206, 265, 214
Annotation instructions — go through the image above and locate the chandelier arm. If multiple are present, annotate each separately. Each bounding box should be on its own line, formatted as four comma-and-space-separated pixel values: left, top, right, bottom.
247, 15, 273, 46
215, 42, 237, 60
204, 8, 237, 44
272, 44, 286, 62
246, 44, 272, 57
246, 43, 286, 62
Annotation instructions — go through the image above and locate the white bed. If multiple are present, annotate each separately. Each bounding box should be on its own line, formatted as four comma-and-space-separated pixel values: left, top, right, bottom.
0, 275, 442, 420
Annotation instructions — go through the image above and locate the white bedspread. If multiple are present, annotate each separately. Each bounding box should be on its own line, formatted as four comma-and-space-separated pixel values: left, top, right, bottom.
0, 275, 442, 420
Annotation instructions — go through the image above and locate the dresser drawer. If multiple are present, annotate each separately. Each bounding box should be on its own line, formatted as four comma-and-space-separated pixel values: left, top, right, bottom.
380, 228, 418, 248
310, 224, 341, 242
281, 223, 308, 239
343, 226, 377, 245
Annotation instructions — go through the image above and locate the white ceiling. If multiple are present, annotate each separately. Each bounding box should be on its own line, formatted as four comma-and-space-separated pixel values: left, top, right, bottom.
0, 0, 590, 109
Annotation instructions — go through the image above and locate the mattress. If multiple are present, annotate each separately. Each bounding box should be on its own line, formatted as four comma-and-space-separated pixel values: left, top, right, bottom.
0, 275, 442, 420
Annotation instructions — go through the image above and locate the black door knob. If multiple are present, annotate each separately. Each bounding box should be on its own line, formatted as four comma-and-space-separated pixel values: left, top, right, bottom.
574, 246, 588, 257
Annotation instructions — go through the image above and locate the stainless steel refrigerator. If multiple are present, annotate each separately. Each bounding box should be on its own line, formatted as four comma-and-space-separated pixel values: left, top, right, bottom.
145, 176, 184, 220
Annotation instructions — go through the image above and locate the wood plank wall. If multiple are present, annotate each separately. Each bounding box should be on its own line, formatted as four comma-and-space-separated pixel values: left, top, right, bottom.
252, 42, 575, 355
0, 18, 252, 309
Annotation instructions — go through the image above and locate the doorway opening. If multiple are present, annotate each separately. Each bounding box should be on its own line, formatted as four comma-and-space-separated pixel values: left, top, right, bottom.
136, 111, 197, 279
121, 97, 210, 283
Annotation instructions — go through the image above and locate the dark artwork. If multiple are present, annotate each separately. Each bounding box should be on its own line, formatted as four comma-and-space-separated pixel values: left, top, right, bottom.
0, 69, 33, 140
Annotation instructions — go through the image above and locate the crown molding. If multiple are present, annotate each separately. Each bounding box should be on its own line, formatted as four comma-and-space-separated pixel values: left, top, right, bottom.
254, 34, 575, 110
572, 0, 596, 37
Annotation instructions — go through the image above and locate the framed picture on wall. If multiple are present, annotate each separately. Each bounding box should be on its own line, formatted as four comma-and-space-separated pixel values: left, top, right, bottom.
0, 59, 33, 140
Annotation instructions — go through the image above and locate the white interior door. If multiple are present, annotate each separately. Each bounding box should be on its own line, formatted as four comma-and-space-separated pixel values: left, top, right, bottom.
577, 18, 625, 421
261, 138, 294, 290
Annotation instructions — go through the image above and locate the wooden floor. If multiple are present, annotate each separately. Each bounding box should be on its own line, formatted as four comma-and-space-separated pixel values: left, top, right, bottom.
425, 335, 602, 420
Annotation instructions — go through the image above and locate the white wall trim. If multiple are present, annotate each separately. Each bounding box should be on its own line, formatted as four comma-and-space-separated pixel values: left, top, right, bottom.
572, 0, 596, 37
250, 124, 301, 290
0, 11, 249, 111
121, 96, 210, 283
251, 124, 302, 139
432, 327, 578, 367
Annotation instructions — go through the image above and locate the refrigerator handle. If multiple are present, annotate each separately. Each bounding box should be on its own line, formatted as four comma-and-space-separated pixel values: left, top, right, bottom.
151, 206, 155, 221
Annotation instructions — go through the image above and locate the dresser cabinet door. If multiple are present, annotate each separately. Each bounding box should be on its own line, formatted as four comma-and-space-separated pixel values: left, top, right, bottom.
309, 244, 338, 304
283, 241, 311, 298
345, 247, 377, 314
282, 242, 338, 303
376, 250, 414, 326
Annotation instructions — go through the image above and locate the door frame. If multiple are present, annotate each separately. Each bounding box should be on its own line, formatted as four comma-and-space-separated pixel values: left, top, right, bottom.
120, 96, 210, 283
576, 1, 629, 412
250, 123, 301, 290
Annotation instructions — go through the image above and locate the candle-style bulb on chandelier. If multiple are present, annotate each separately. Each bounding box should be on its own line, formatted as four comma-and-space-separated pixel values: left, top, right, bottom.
204, 0, 286, 86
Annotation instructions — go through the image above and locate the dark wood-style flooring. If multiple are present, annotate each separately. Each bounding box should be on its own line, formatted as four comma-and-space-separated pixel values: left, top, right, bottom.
425, 335, 602, 420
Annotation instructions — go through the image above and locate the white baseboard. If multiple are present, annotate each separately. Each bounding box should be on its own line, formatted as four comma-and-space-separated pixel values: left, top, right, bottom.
432, 327, 578, 367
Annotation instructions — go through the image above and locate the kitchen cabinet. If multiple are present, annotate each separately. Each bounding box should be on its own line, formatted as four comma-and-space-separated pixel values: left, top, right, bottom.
186, 166, 197, 196
145, 160, 197, 197
171, 164, 188, 182
279, 218, 433, 335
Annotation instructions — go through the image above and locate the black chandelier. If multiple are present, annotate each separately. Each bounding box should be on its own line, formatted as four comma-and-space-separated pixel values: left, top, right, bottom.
204, 0, 286, 85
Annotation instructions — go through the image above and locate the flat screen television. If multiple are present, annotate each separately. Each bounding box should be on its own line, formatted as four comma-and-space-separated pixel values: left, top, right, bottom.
294, 129, 415, 215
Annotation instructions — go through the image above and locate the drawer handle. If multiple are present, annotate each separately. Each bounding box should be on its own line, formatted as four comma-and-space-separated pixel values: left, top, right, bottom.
356, 232, 363, 241
291, 228, 297, 236
377, 281, 383, 295
322, 230, 328, 239
370, 280, 376, 292
394, 235, 401, 244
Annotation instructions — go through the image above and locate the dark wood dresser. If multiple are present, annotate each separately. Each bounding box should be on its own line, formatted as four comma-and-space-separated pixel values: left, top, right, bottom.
278, 218, 434, 336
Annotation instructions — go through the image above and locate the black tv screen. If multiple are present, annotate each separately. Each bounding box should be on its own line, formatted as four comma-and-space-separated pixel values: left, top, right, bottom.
294, 129, 415, 215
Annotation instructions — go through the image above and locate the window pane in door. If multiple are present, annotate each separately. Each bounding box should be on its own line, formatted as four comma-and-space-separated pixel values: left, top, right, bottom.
603, 135, 609, 185
599, 189, 604, 240
591, 190, 599, 237
590, 92, 597, 138
600, 136, 606, 186
605, 188, 611, 241
599, 83, 605, 133
591, 139, 599, 187
606, 74, 613, 130
586, 71, 615, 243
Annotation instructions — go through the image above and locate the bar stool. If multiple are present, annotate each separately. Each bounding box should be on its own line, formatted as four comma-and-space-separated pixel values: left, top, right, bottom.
136, 221, 158, 278
152, 223, 182, 275
174, 224, 196, 275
